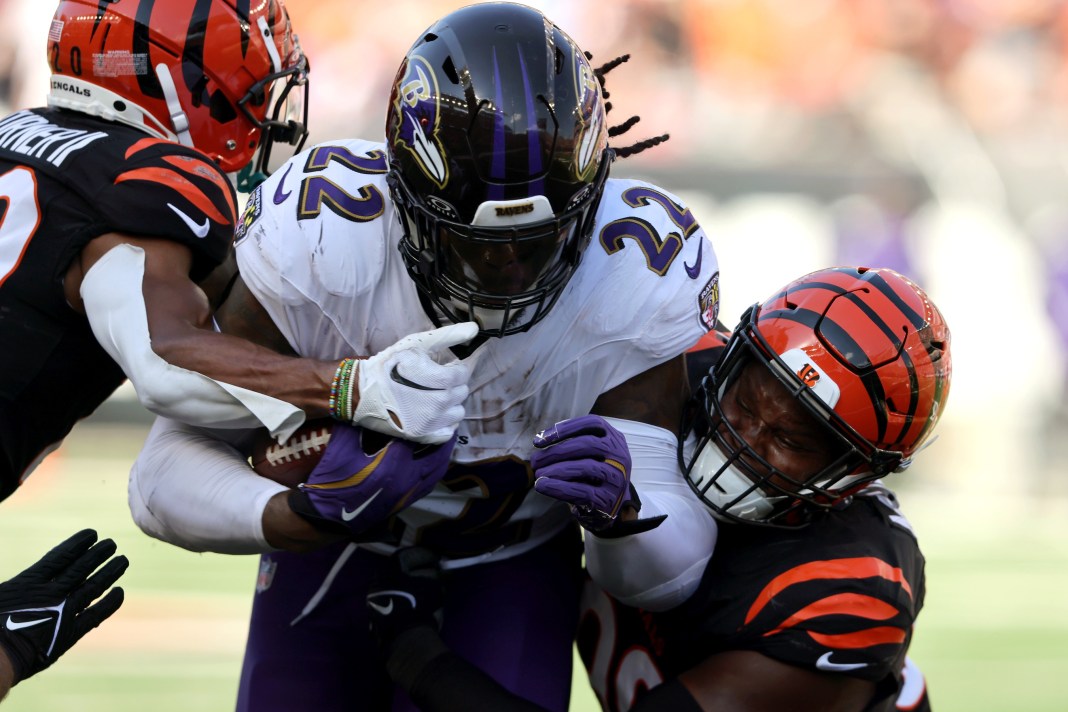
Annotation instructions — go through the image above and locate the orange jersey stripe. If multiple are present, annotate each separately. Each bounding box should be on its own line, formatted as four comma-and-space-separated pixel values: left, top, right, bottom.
763, 592, 899, 636
123, 139, 236, 219
125, 137, 172, 159
161, 155, 235, 217
806, 626, 907, 650
114, 167, 230, 225
745, 557, 913, 625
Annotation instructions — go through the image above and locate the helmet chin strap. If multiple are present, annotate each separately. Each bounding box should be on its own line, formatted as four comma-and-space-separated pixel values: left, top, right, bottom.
155, 64, 193, 147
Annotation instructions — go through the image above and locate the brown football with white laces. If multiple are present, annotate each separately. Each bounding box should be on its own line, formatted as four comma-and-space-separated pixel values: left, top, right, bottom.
249, 419, 334, 488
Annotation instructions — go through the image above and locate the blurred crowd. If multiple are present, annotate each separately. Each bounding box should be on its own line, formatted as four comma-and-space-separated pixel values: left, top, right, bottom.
2, 0, 1066, 496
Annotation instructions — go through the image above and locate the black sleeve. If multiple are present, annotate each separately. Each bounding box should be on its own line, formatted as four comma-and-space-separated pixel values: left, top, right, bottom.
387, 627, 551, 712
630, 679, 704, 712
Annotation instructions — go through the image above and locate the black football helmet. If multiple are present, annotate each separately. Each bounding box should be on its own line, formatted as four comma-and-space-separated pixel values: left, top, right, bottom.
681, 267, 952, 526
385, 2, 611, 337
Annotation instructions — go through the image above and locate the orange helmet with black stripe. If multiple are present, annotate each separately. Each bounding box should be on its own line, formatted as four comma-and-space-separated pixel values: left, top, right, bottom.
681, 266, 952, 526
46, 0, 309, 176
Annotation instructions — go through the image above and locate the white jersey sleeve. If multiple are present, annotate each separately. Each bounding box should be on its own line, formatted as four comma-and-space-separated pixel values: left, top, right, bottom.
583, 419, 717, 611
128, 417, 285, 554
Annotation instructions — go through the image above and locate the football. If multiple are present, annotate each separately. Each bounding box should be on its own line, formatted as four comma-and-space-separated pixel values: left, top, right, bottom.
249, 418, 335, 488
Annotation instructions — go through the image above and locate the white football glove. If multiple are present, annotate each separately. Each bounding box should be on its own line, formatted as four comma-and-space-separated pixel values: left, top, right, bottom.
352, 322, 479, 444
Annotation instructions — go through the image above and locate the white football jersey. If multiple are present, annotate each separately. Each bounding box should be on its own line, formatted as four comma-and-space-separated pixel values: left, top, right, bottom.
236, 139, 721, 566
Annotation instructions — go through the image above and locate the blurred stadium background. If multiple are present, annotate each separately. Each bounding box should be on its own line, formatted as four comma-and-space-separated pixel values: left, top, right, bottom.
1, 0, 1067, 710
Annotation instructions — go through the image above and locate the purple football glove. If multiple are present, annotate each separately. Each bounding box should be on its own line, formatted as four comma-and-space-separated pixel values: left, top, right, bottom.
532, 415, 633, 533
288, 424, 455, 537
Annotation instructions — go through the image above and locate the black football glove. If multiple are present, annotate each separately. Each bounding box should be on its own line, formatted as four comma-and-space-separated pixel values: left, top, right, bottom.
366, 547, 443, 653
0, 529, 128, 684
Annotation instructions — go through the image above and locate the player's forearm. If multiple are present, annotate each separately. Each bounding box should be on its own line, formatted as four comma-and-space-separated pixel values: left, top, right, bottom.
149, 326, 338, 418
81, 243, 323, 433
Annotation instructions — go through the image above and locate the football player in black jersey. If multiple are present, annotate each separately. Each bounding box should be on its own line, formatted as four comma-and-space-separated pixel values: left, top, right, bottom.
0, 0, 320, 696
368, 266, 950, 712
0, 0, 327, 503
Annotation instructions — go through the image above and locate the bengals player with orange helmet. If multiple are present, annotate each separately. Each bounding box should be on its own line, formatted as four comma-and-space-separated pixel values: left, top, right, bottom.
1, 0, 481, 516
0, 0, 323, 504
363, 267, 949, 712
557, 266, 949, 711
0, 0, 319, 698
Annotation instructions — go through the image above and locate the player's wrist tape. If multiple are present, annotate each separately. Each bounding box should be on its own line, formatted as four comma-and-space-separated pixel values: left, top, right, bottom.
286, 490, 358, 538
286, 490, 396, 543
589, 482, 667, 539
591, 513, 668, 539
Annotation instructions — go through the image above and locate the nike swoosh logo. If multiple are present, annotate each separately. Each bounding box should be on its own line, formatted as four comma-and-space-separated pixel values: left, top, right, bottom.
815, 652, 869, 672
5, 616, 52, 631
366, 599, 393, 615
273, 164, 293, 204
390, 364, 445, 391
167, 203, 211, 238
366, 590, 418, 616
684, 239, 703, 279
341, 488, 382, 522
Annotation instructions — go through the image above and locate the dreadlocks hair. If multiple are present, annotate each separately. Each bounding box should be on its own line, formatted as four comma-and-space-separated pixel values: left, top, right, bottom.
588, 52, 670, 159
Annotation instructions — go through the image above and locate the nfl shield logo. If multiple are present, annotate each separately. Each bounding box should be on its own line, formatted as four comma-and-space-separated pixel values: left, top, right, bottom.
256, 557, 277, 593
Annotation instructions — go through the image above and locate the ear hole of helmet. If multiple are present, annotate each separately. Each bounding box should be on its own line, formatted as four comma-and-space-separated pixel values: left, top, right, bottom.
209, 90, 237, 123
442, 56, 460, 84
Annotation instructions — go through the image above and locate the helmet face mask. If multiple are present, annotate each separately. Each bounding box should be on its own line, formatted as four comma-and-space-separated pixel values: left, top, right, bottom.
385, 3, 611, 337
47, 0, 309, 176
681, 267, 952, 527
237, 43, 310, 180
392, 153, 610, 335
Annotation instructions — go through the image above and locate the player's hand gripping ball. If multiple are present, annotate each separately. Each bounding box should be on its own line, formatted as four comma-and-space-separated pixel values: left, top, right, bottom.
277, 423, 456, 537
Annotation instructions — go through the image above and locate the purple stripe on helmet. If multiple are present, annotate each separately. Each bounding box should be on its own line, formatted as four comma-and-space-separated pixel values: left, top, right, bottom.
490, 47, 505, 200
518, 49, 545, 197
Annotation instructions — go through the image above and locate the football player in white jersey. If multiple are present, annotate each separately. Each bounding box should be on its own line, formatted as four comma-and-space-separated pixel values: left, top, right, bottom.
128, 4, 720, 711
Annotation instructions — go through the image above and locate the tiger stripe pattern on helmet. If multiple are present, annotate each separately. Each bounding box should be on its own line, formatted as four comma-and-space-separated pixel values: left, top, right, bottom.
753, 266, 951, 465
47, 0, 307, 174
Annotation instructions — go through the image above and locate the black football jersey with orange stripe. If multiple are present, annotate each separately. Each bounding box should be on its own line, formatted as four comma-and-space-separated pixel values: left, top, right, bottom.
0, 107, 236, 499
578, 485, 928, 712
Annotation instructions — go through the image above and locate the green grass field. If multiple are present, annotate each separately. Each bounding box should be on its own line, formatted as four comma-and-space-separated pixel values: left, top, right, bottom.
1, 421, 1066, 711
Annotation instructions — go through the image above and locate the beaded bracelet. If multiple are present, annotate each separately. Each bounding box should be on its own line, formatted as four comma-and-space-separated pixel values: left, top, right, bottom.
328, 358, 356, 421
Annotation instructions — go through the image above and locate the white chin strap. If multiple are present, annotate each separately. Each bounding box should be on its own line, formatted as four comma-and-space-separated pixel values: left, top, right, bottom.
155, 64, 193, 147
687, 442, 784, 521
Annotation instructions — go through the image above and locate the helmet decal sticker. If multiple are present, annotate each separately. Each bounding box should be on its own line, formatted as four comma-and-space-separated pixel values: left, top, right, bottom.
573, 50, 602, 178
394, 56, 447, 189
699, 271, 720, 330
92, 51, 149, 78
779, 348, 841, 409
